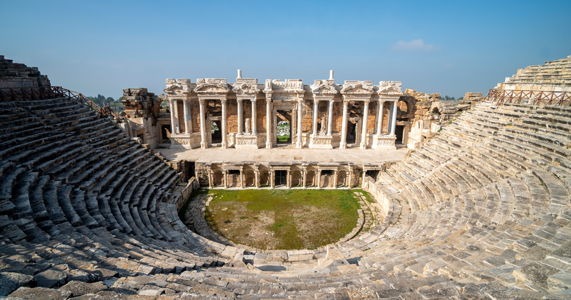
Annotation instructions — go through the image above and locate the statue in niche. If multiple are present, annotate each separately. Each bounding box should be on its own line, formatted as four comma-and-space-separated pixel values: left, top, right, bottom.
319, 114, 327, 135
245, 117, 251, 134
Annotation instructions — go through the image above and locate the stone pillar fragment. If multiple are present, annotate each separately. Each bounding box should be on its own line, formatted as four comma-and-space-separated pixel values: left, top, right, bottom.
390, 101, 398, 136
221, 99, 227, 148
327, 100, 334, 135
360, 100, 369, 149
169, 99, 176, 135
173, 99, 180, 133
312, 99, 319, 136
183, 100, 192, 134
266, 98, 272, 149
251, 99, 257, 135
199, 99, 207, 149
333, 170, 338, 188
296, 100, 303, 148
376, 100, 384, 135
340, 101, 348, 149
237, 98, 243, 134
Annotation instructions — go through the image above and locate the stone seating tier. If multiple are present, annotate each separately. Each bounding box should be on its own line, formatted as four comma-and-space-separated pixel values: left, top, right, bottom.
1, 95, 570, 298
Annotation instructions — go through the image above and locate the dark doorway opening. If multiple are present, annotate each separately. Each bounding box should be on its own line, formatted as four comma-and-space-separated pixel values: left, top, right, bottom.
181, 160, 195, 181
211, 120, 222, 144
346, 122, 357, 144
161, 124, 171, 143
365, 170, 379, 180
275, 170, 287, 186
395, 125, 405, 144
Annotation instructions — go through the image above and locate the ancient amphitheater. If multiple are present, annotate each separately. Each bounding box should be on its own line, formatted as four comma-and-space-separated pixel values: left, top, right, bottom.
0, 55, 570, 299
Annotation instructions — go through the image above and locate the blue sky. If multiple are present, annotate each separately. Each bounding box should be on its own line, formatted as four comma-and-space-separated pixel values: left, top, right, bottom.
1, 0, 570, 98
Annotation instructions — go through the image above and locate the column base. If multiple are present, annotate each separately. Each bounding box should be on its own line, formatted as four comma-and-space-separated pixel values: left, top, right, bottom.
170, 133, 201, 149
309, 134, 333, 149
372, 134, 397, 150
235, 134, 259, 149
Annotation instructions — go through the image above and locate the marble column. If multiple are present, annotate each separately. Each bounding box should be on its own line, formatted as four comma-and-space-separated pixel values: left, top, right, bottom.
360, 100, 369, 149
237, 98, 243, 134
376, 100, 385, 135
347, 170, 353, 188
390, 101, 398, 135
312, 99, 319, 136
183, 99, 192, 134
316, 169, 321, 188
169, 99, 176, 135
340, 101, 348, 149
302, 167, 307, 188
207, 169, 213, 189
270, 169, 275, 188
251, 99, 257, 135
254, 169, 259, 188
173, 99, 180, 134
327, 99, 334, 135
266, 98, 272, 148
296, 100, 303, 148
199, 99, 207, 149
333, 170, 338, 188
223, 170, 228, 188
286, 170, 291, 188
221, 99, 227, 148
361, 170, 366, 188
240, 168, 244, 188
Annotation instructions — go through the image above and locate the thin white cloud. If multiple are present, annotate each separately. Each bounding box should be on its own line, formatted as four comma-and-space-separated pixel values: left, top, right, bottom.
392, 39, 435, 51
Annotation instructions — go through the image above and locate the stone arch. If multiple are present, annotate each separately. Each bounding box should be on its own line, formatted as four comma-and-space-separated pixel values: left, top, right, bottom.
258, 166, 270, 187
337, 170, 348, 187
291, 168, 303, 187
305, 169, 316, 187
212, 169, 224, 187
244, 167, 256, 187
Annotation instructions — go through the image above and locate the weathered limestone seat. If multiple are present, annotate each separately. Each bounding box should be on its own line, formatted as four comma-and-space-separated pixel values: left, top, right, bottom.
1, 87, 570, 298
0, 96, 229, 295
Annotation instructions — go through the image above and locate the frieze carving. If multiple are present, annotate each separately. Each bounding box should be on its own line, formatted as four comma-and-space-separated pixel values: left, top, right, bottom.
172, 137, 190, 145
194, 78, 230, 94
311, 80, 338, 95
232, 78, 259, 95
311, 135, 332, 144
341, 80, 374, 95
378, 81, 403, 96
236, 135, 258, 145
164, 79, 192, 96
264, 79, 304, 93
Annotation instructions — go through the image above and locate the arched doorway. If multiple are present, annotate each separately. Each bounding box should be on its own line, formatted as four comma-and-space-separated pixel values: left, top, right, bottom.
276, 110, 292, 145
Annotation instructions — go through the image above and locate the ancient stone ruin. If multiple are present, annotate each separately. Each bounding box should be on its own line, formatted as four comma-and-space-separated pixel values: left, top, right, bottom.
0, 55, 570, 298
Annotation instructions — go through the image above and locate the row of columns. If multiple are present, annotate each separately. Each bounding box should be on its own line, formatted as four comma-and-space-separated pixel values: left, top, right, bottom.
237, 98, 257, 135
205, 167, 359, 188
338, 99, 399, 149
311, 99, 335, 136
169, 99, 193, 134
170, 97, 399, 149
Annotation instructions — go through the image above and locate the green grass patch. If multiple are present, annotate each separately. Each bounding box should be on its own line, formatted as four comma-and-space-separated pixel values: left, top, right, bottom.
204, 189, 363, 250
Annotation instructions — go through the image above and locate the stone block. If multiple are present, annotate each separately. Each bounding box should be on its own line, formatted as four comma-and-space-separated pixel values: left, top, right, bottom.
60, 280, 107, 297
9, 287, 72, 300
34, 269, 67, 288
0, 272, 34, 296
